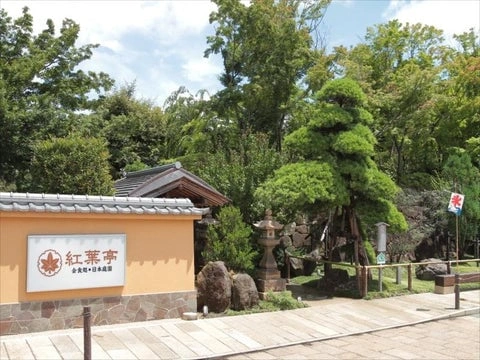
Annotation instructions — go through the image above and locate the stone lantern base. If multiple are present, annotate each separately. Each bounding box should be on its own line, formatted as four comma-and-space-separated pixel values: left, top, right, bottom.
255, 268, 286, 300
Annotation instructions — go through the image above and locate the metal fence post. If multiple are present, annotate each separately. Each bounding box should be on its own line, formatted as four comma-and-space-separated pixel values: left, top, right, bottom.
454, 274, 460, 310
396, 266, 402, 284
83, 306, 91, 360
407, 263, 412, 291
378, 266, 383, 292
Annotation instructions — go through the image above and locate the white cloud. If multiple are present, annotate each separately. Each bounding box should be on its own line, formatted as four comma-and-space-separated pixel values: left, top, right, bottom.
334, 0, 355, 9
384, 0, 479, 42
183, 57, 222, 83
1, 0, 219, 104
2, 1, 216, 47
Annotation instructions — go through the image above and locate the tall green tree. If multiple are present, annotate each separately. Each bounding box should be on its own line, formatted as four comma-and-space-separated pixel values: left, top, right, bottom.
96, 84, 167, 177
440, 151, 480, 258
205, 0, 330, 151
162, 87, 230, 161
255, 78, 407, 268
333, 20, 447, 186
0, 7, 113, 189
434, 29, 480, 168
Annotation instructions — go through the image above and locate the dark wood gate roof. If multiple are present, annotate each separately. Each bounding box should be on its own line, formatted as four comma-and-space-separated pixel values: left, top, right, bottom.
114, 162, 230, 207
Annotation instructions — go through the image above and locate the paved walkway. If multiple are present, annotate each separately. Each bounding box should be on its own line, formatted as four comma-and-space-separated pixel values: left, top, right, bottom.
1, 290, 479, 360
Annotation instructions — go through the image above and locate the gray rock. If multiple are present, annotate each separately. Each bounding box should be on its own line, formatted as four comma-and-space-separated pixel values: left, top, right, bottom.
292, 232, 309, 247
282, 222, 296, 236
279, 235, 292, 248
415, 258, 448, 280
231, 273, 259, 311
295, 224, 309, 234
196, 261, 232, 313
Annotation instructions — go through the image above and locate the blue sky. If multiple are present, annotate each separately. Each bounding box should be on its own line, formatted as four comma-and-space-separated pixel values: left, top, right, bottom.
2, 0, 479, 106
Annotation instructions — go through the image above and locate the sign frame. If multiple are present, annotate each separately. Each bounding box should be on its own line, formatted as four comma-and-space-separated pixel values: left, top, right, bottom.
27, 234, 126, 292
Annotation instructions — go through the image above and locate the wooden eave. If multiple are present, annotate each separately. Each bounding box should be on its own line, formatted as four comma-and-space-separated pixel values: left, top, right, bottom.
114, 164, 230, 208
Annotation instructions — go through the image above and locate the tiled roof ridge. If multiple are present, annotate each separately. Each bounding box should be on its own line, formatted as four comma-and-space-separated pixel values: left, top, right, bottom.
0, 192, 209, 216
123, 162, 182, 179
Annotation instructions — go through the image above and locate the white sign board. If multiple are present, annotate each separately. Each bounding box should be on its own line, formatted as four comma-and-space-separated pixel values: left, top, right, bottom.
376, 252, 386, 265
27, 234, 126, 292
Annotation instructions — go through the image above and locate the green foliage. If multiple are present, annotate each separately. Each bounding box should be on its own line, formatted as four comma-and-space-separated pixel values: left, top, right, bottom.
283, 126, 331, 160
257, 78, 405, 238
357, 199, 408, 234
317, 77, 367, 108
2, 4, 477, 264
194, 133, 283, 224
0, 179, 16, 192
440, 152, 480, 257
262, 291, 307, 310
224, 290, 308, 316
205, 0, 329, 150
332, 124, 375, 156
254, 161, 348, 221
30, 134, 114, 195
307, 104, 353, 129
123, 160, 149, 173
98, 85, 168, 177
0, 7, 113, 189
333, 20, 480, 190
203, 206, 257, 273
363, 240, 376, 265
291, 261, 479, 300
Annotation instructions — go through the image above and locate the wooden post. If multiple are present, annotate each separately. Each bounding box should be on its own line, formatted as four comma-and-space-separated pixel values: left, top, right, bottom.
407, 263, 412, 291
83, 306, 91, 360
286, 253, 290, 282
361, 266, 368, 297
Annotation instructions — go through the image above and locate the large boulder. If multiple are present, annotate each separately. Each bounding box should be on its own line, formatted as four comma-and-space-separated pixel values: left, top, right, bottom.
415, 258, 448, 280
231, 273, 259, 311
321, 268, 350, 291
327, 268, 350, 284
196, 261, 232, 313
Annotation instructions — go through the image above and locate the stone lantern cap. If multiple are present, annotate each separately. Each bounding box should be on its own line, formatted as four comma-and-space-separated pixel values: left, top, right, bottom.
254, 209, 283, 230
198, 212, 219, 225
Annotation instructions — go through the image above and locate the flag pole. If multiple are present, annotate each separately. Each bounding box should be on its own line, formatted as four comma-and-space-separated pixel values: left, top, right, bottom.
448, 184, 464, 272
456, 212, 459, 270
454, 181, 459, 270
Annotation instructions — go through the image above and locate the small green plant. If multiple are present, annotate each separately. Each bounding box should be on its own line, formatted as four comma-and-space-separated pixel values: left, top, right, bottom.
203, 205, 258, 273
223, 291, 307, 316
261, 291, 308, 310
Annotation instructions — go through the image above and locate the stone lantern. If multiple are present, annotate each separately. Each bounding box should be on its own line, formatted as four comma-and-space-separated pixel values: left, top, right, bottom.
254, 209, 286, 298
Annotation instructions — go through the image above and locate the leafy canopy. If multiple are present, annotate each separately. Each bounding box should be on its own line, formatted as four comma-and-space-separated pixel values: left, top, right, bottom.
0, 7, 113, 189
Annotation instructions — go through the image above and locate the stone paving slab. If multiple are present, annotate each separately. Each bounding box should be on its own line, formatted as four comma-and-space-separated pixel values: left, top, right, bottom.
224, 314, 480, 360
0, 290, 479, 360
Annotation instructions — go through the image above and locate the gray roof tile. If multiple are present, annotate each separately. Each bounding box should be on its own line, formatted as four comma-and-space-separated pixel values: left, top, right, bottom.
0, 192, 209, 216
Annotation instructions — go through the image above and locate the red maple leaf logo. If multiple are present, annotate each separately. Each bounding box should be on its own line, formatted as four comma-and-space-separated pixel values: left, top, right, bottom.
37, 249, 62, 276
451, 194, 463, 208
41, 252, 60, 273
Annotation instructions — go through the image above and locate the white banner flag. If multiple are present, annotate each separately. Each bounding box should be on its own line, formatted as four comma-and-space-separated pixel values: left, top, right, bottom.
447, 192, 465, 216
